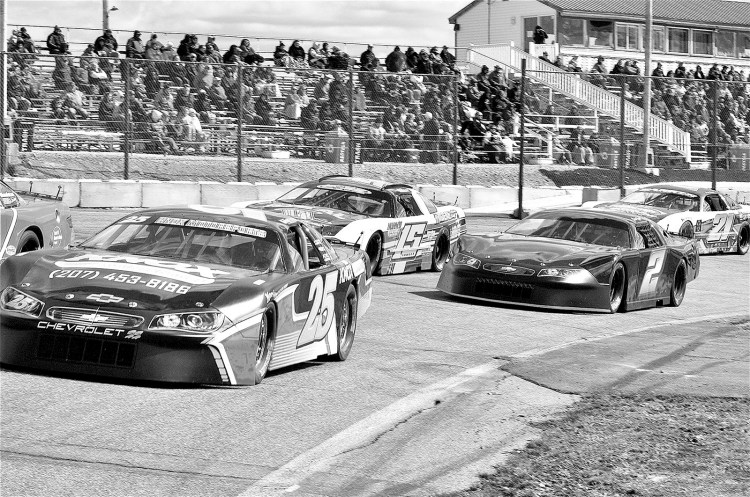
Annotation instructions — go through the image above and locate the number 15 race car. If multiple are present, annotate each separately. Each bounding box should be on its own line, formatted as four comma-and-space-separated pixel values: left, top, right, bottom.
1, 206, 372, 386
233, 176, 466, 275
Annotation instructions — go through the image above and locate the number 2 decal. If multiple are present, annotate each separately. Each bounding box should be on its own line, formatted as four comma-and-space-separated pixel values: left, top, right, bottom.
297, 271, 338, 348
639, 248, 666, 296
706, 213, 734, 244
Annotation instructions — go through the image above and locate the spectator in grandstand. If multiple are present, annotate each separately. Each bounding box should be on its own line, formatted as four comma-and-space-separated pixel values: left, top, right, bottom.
566, 56, 583, 73
51, 55, 74, 90
193, 60, 215, 91
16, 27, 37, 53
273, 41, 291, 67
568, 129, 594, 165
707, 63, 722, 80
533, 25, 548, 45
308, 42, 327, 68
207, 77, 227, 110
94, 29, 118, 53
174, 84, 195, 111
62, 82, 90, 120
239, 39, 264, 65
414, 50, 434, 75
8, 96, 37, 152
149, 110, 183, 155
488, 65, 505, 88
283, 86, 304, 120
288, 40, 306, 65
360, 44, 379, 71
328, 46, 350, 70
385, 46, 406, 73
126, 30, 146, 59
300, 98, 320, 130
194, 89, 214, 123
254, 93, 275, 125
405, 47, 419, 71
177, 34, 198, 61
440, 46, 456, 67
145, 34, 163, 59
222, 44, 241, 64
160, 41, 178, 61
421, 111, 441, 163
538, 51, 551, 64
46, 25, 69, 54
460, 112, 487, 149
552, 55, 564, 69
475, 65, 495, 91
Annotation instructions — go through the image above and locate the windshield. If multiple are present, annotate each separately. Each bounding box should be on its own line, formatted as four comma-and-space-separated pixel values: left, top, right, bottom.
81, 215, 283, 272
622, 189, 700, 211
0, 182, 21, 208
277, 185, 393, 217
506, 214, 632, 248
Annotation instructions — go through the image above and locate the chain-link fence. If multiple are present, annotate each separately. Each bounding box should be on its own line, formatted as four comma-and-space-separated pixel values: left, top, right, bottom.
2, 50, 749, 208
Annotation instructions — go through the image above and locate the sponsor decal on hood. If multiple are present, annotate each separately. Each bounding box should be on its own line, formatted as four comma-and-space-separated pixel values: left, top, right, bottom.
594, 202, 670, 220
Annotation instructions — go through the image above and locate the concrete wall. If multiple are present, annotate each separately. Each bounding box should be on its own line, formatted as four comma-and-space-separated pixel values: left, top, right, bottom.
5, 177, 749, 215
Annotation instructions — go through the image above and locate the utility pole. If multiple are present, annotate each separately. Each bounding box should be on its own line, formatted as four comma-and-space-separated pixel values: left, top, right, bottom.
642, 0, 652, 169
1, 0, 7, 178
103, 0, 110, 30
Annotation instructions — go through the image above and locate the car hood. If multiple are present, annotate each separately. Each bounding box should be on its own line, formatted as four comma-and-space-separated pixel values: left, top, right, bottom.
592, 202, 672, 221
7, 248, 274, 312
461, 233, 620, 267
255, 202, 367, 229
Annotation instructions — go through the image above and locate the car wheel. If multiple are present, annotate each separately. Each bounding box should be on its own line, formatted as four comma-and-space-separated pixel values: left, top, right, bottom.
334, 285, 357, 361
254, 305, 276, 384
670, 260, 687, 307
431, 233, 450, 271
18, 231, 41, 253
609, 263, 626, 313
737, 225, 750, 255
365, 232, 383, 274
678, 221, 694, 238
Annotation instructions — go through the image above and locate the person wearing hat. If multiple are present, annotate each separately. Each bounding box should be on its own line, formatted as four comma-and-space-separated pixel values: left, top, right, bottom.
385, 46, 406, 73
126, 30, 145, 59
274, 41, 290, 67
144, 34, 163, 60
440, 45, 456, 67
360, 44, 379, 71
206, 36, 219, 53
94, 28, 118, 53
46, 25, 68, 54
539, 51, 551, 64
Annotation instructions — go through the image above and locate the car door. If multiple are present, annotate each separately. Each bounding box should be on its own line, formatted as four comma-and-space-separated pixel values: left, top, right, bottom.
702, 193, 736, 249
0, 183, 24, 258
634, 222, 673, 302
392, 190, 434, 263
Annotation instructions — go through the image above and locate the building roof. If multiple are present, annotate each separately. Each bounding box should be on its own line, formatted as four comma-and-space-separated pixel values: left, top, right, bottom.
537, 0, 750, 28
449, 0, 484, 24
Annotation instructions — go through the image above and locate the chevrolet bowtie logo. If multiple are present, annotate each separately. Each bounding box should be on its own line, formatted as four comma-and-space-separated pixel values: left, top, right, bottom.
79, 313, 109, 323
87, 294, 124, 304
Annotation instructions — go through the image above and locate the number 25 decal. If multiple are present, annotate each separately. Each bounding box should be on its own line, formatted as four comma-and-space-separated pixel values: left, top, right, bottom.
706, 213, 734, 243
297, 271, 338, 348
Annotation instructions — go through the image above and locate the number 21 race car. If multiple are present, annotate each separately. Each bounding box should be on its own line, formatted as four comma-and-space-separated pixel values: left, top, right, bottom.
1, 206, 372, 386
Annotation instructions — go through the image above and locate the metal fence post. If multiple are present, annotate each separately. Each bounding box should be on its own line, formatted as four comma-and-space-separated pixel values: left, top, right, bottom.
236, 64, 244, 183
452, 73, 459, 185
517, 59, 526, 218
619, 78, 626, 197
711, 78, 718, 190
123, 59, 130, 180
348, 67, 354, 177
0, 51, 6, 180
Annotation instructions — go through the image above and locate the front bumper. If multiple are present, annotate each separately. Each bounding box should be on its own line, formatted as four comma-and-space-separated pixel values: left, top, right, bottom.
0, 314, 261, 385
436, 262, 612, 313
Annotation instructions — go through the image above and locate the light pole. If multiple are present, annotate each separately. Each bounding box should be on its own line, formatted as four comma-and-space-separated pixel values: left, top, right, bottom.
103, 0, 118, 31
487, 0, 495, 44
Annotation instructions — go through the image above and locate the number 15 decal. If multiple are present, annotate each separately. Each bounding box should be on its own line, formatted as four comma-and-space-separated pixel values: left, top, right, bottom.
297, 271, 338, 348
396, 223, 426, 253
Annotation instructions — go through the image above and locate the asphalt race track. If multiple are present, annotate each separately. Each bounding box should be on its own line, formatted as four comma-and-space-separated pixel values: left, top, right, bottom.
1, 210, 748, 497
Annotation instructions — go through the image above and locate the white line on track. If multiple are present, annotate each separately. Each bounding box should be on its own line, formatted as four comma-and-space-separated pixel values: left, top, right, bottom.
237, 362, 498, 497
237, 311, 747, 496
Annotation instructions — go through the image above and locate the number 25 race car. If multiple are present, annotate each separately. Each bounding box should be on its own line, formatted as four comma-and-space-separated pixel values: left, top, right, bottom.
1, 206, 372, 386
233, 176, 466, 275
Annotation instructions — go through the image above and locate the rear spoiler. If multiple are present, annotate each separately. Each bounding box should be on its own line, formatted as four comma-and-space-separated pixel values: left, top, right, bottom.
17, 182, 64, 201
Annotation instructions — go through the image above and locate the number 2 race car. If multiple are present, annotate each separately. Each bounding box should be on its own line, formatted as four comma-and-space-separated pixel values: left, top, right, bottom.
1, 206, 372, 386
233, 176, 466, 275
583, 185, 750, 255
437, 208, 700, 313
1, 180, 73, 262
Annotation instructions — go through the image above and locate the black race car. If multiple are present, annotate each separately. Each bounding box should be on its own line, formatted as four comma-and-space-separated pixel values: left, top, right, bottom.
1, 205, 372, 385
437, 208, 700, 313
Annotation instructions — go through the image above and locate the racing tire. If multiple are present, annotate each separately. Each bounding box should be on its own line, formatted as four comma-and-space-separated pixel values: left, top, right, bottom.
678, 221, 694, 239
365, 232, 383, 274
608, 263, 626, 313
737, 225, 750, 255
254, 305, 276, 384
431, 233, 450, 271
334, 285, 357, 361
670, 260, 687, 307
18, 231, 41, 253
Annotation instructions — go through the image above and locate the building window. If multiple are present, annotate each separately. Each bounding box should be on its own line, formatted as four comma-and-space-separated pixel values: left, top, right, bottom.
559, 17, 585, 45
616, 23, 639, 50
539, 15, 555, 37
692, 30, 713, 56
652, 26, 665, 52
742, 32, 750, 58
588, 20, 613, 47
668, 28, 689, 54
717, 30, 736, 58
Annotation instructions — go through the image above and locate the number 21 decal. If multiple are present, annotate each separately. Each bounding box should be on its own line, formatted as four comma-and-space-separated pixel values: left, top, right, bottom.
297, 271, 338, 348
706, 213, 734, 244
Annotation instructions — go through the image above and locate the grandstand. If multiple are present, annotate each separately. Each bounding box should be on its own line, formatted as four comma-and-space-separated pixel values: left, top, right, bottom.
3, 22, 749, 175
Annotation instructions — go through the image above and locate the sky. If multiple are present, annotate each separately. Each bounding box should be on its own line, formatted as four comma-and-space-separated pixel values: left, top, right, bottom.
7, 0, 470, 52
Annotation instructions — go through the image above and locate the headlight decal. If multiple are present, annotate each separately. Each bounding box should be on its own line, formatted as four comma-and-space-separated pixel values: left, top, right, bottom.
149, 311, 225, 333
537, 268, 588, 278
453, 252, 481, 269
0, 287, 45, 317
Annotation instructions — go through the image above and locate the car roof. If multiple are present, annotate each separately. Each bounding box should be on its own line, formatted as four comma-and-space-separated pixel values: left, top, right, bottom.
532, 207, 651, 226
314, 175, 414, 192
635, 184, 716, 196
123, 205, 297, 231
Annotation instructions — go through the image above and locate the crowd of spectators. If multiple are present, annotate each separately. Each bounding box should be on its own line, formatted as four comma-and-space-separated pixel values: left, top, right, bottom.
5, 25, 750, 164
